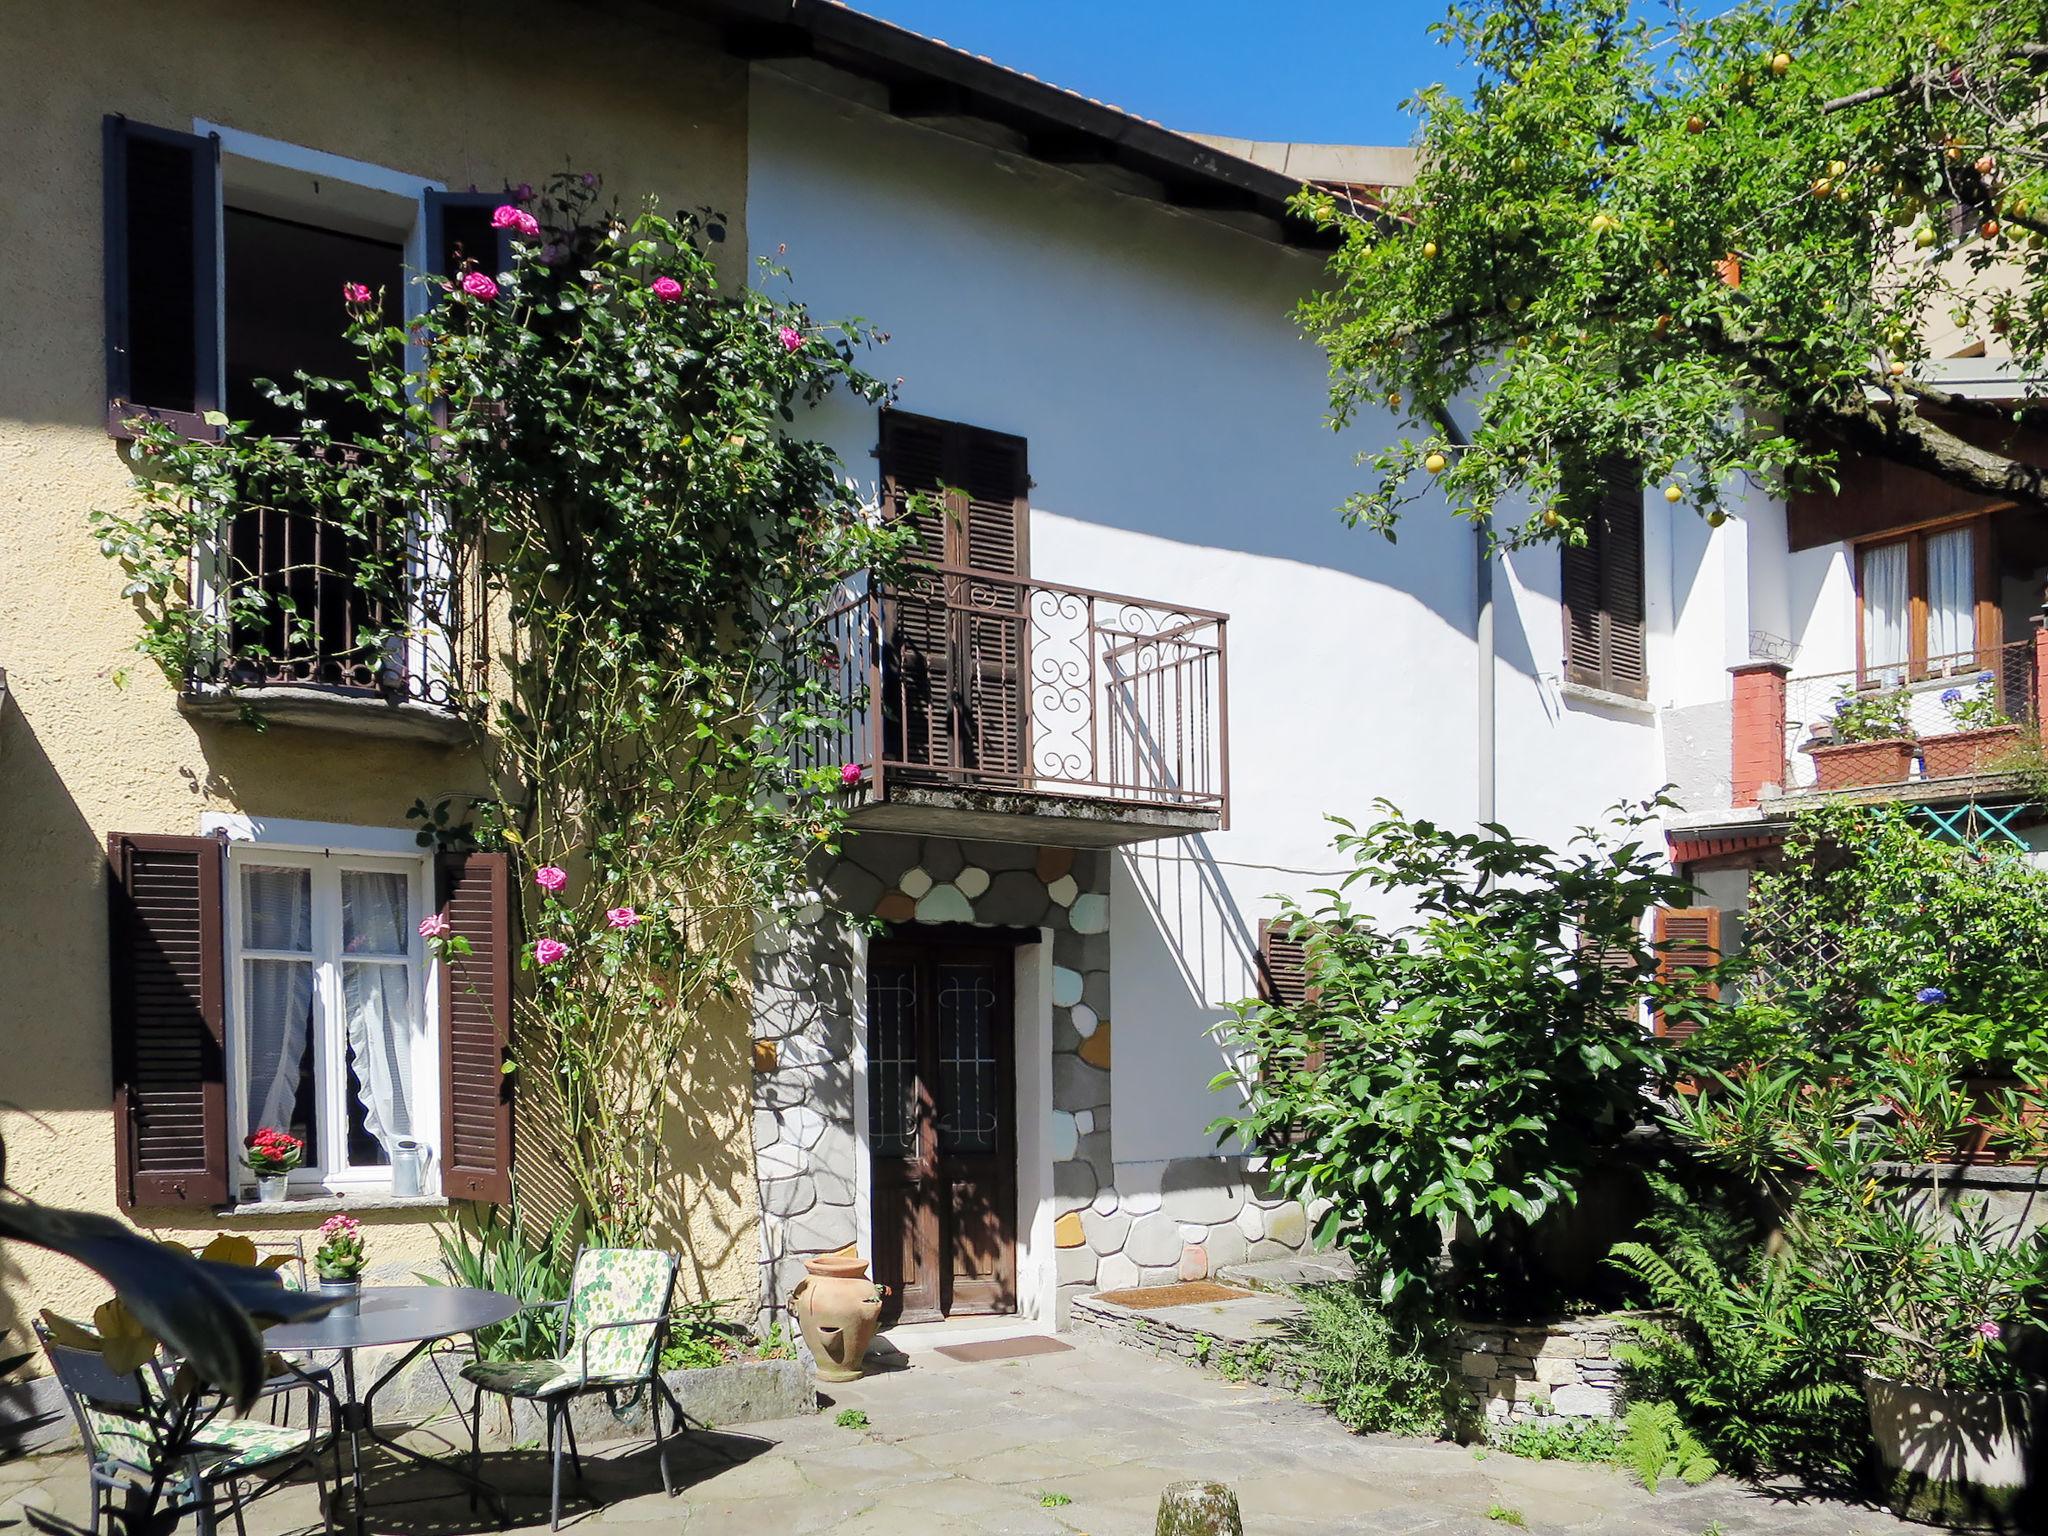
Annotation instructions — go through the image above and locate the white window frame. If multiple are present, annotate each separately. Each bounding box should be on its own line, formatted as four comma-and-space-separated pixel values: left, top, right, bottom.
209, 815, 442, 1196
184, 124, 456, 698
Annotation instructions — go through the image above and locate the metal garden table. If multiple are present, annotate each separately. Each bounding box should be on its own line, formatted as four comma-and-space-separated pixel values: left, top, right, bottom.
267, 1284, 524, 1536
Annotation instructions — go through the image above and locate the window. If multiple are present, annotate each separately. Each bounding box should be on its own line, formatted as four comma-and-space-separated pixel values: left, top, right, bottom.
103, 118, 501, 699
229, 848, 435, 1192
1857, 519, 1990, 682
1560, 464, 1647, 699
106, 830, 515, 1210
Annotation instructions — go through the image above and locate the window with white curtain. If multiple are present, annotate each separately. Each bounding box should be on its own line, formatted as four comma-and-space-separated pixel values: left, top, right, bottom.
1858, 520, 1983, 681
230, 849, 435, 1191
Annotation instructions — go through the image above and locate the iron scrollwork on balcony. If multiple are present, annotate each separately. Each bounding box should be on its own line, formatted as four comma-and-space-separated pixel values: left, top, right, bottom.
796, 563, 1228, 819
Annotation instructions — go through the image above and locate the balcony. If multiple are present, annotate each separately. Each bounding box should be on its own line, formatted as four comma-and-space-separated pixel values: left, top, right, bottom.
1733, 632, 2047, 808
800, 565, 1229, 847
178, 496, 485, 745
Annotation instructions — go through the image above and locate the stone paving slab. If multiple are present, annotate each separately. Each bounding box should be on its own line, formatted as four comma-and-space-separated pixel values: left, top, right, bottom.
1, 1332, 1934, 1536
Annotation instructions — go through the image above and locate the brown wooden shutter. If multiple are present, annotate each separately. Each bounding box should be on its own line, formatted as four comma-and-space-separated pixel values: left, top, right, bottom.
877, 413, 1030, 780
107, 833, 228, 1210
1258, 919, 1314, 1009
103, 116, 221, 440
1652, 906, 1721, 1040
1561, 462, 1646, 698
437, 852, 514, 1202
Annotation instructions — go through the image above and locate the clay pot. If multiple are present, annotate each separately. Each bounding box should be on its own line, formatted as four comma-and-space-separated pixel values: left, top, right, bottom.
1808, 737, 1916, 791
1865, 1376, 2034, 1530
791, 1253, 885, 1382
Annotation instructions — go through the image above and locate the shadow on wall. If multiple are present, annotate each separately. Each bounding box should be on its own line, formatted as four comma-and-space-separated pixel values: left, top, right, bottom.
508, 938, 766, 1312
0, 691, 113, 1115
1113, 836, 1266, 1166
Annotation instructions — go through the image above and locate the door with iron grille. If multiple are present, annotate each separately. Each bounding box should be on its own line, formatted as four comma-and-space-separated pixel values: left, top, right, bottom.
867, 935, 1017, 1322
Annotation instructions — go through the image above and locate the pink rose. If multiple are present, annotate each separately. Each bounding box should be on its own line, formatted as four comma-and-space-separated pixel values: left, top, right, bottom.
606, 907, 641, 930
650, 275, 684, 303
534, 865, 568, 894
418, 913, 452, 939
460, 270, 499, 300
342, 281, 374, 306
777, 325, 804, 353
1976, 1320, 2002, 1340
534, 938, 568, 966
491, 204, 541, 238
839, 761, 864, 788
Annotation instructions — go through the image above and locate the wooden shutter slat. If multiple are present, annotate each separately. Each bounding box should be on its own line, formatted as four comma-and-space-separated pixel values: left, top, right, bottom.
103, 116, 221, 440
437, 851, 513, 1202
108, 832, 227, 1209
1653, 905, 1721, 1040
1560, 461, 1646, 697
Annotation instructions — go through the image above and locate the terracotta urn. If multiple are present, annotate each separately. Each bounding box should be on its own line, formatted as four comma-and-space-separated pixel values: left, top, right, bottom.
791, 1253, 885, 1382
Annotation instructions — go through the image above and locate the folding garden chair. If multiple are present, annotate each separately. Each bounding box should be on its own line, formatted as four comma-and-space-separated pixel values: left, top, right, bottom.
36, 1318, 323, 1536
459, 1247, 682, 1529
246, 1236, 332, 1432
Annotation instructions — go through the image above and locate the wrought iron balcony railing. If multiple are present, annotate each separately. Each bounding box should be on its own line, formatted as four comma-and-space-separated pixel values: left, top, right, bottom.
799, 564, 1229, 825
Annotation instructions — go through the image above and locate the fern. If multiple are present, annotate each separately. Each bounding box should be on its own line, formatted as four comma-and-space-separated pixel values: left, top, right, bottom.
1609, 1233, 1867, 1480
1618, 1401, 1717, 1491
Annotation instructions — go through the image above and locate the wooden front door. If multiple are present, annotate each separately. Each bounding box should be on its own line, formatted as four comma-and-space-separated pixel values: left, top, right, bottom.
867, 935, 1018, 1323
877, 412, 1030, 784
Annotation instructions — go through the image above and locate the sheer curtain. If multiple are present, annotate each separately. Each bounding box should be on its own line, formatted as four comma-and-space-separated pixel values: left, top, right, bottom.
1861, 542, 1910, 684
1927, 527, 1975, 663
341, 870, 417, 1163
242, 866, 313, 1140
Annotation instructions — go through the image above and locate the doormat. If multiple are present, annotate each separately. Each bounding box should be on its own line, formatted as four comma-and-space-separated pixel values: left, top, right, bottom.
933, 1335, 1075, 1363
1090, 1283, 1256, 1309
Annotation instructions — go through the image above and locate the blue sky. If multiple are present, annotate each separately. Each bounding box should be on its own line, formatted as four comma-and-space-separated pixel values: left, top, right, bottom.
851, 1, 1463, 147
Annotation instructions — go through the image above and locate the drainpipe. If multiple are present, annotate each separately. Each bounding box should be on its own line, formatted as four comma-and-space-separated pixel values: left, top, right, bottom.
1432, 405, 1494, 826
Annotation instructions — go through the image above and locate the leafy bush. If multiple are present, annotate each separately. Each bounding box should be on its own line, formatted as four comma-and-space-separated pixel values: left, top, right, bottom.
1491, 1416, 1621, 1462
427, 1200, 576, 1363
1616, 1401, 1717, 1491
1216, 798, 1697, 1309
1610, 1229, 1867, 1480
1279, 1281, 1458, 1437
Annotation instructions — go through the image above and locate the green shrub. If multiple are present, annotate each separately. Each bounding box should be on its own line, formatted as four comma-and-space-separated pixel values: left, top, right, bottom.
1280, 1281, 1456, 1437
1216, 799, 1696, 1309
834, 1408, 869, 1430
1609, 1229, 1866, 1481
1492, 1416, 1621, 1463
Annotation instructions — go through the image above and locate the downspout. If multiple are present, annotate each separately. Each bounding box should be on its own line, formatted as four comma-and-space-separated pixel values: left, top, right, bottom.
1432, 405, 1494, 826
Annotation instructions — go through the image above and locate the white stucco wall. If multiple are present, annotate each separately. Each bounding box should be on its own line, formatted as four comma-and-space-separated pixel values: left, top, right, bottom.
747, 66, 1733, 1167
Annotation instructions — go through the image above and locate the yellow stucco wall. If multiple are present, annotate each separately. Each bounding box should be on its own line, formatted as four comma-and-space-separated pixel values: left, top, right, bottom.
0, 0, 762, 1349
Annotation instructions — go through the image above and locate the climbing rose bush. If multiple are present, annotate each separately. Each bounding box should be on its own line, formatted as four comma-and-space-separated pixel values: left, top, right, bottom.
97, 172, 910, 1242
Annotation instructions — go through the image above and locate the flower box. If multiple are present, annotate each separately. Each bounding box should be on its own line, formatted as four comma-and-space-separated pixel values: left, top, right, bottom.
1918, 725, 2024, 781
1808, 737, 1917, 791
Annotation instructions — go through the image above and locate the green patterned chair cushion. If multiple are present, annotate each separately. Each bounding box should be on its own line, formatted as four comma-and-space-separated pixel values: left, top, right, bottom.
461, 1248, 674, 1399
83, 1403, 314, 1480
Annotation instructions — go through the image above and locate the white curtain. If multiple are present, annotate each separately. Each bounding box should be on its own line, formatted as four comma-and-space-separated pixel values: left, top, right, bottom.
242, 866, 313, 1139
1861, 541, 1910, 684
1927, 527, 1975, 663
341, 871, 416, 1163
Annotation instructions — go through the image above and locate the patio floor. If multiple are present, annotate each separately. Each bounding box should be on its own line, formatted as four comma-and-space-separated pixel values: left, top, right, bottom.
1, 1331, 1931, 1536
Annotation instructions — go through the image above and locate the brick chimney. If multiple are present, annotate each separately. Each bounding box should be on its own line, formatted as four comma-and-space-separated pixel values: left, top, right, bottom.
1730, 661, 1789, 807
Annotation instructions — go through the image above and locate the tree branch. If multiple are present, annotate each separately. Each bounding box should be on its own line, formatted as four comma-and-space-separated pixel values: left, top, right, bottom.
1817, 394, 2048, 513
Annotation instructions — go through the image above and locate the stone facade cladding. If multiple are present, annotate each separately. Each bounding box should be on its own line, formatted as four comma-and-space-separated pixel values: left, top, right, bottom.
1455, 1312, 1656, 1423
749, 830, 1312, 1327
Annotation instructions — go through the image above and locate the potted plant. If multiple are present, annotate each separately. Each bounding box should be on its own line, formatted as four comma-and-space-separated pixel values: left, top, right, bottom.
1921, 674, 2024, 780
243, 1127, 304, 1203
314, 1214, 368, 1313
1807, 1187, 2043, 1530
1809, 687, 1916, 790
